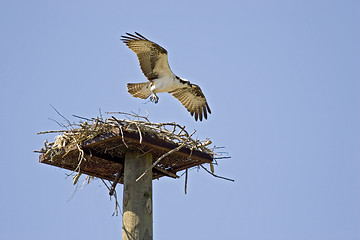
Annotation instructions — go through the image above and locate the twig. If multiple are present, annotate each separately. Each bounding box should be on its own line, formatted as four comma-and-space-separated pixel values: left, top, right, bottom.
99, 108, 103, 119
72, 115, 93, 121
106, 111, 150, 122
48, 118, 67, 129
101, 179, 121, 216
200, 165, 234, 182
50, 104, 71, 126
111, 116, 129, 148
214, 156, 232, 160
136, 130, 196, 182
129, 121, 143, 143
185, 169, 188, 194
37, 130, 69, 134
109, 166, 123, 196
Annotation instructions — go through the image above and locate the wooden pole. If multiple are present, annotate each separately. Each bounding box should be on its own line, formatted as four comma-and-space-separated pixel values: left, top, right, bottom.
122, 150, 153, 240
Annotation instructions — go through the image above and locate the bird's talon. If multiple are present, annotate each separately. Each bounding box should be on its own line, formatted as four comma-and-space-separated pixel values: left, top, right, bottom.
150, 95, 159, 103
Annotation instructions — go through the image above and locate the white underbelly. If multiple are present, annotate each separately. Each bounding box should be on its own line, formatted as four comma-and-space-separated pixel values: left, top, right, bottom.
151, 77, 184, 93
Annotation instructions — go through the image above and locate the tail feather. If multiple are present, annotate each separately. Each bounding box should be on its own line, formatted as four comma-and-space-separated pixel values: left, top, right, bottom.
127, 82, 151, 99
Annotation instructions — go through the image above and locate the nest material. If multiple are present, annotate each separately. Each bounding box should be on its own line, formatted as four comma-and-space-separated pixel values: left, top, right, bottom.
41, 116, 214, 154
37, 113, 226, 185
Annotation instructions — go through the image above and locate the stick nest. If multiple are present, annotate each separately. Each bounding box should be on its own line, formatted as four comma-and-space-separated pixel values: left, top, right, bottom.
38, 112, 217, 158
37, 112, 232, 183
36, 112, 232, 215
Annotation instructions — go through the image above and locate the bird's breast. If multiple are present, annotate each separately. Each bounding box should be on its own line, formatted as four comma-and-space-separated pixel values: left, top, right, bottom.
151, 76, 186, 93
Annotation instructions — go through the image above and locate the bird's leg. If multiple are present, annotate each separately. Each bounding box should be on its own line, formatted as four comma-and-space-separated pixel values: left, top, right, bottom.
149, 82, 159, 103
150, 91, 159, 104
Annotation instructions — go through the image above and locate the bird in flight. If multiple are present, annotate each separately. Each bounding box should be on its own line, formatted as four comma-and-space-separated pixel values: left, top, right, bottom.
121, 32, 211, 121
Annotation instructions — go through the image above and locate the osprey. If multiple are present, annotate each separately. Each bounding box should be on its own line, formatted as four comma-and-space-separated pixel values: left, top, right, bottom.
121, 32, 211, 121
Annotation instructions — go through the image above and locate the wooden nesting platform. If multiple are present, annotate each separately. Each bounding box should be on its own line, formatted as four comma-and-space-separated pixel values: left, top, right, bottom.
39, 128, 213, 183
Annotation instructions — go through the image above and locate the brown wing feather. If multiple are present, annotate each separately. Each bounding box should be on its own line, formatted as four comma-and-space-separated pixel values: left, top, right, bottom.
171, 85, 211, 121
127, 82, 151, 99
121, 32, 173, 80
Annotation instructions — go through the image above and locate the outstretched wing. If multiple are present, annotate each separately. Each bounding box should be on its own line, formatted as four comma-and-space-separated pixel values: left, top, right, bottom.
121, 32, 173, 80
171, 85, 211, 121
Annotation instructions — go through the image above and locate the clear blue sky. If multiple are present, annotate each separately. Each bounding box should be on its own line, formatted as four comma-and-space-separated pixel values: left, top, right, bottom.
1, 0, 359, 239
